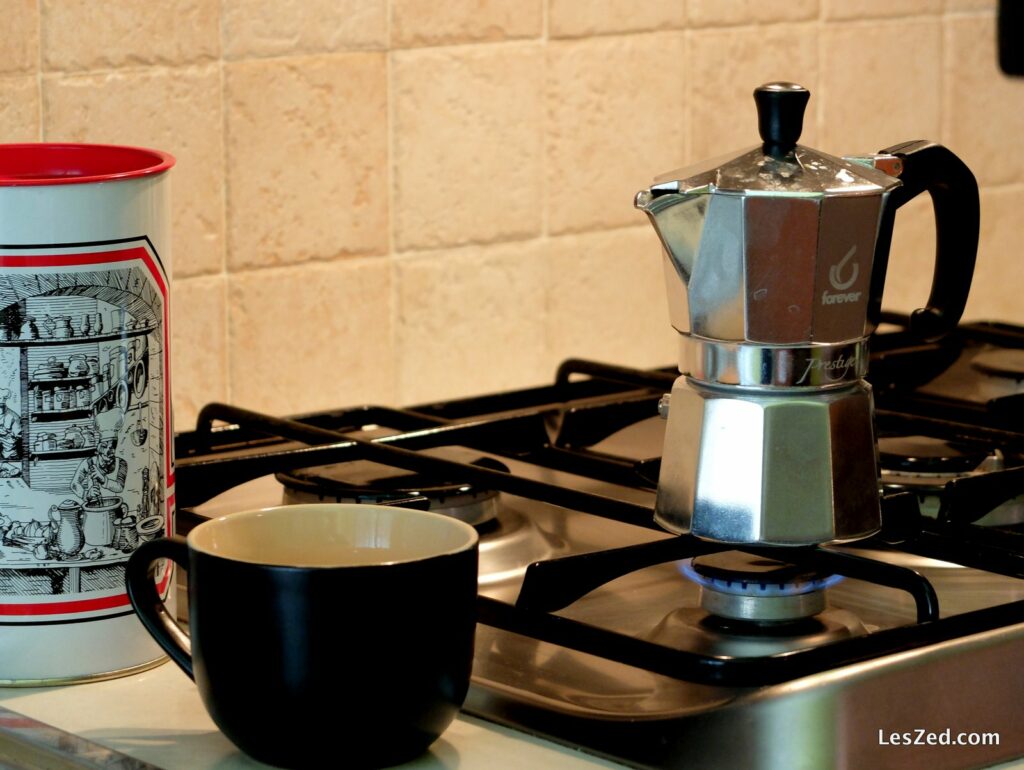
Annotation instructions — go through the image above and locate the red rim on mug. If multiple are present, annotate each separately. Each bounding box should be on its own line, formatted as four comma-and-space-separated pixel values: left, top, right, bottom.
0, 143, 175, 186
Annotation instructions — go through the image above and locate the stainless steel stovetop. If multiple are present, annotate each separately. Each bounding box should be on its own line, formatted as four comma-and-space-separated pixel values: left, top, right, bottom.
175, 321, 1024, 770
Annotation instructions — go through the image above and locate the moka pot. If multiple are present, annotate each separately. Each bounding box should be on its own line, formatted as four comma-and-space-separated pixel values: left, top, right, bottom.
635, 83, 980, 546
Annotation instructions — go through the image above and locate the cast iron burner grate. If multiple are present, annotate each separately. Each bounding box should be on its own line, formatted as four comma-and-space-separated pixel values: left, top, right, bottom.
174, 355, 1024, 691
276, 456, 510, 526
870, 317, 1024, 429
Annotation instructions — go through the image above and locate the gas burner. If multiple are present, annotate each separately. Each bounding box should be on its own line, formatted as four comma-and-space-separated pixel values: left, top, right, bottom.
879, 434, 1024, 526
276, 455, 564, 591
645, 552, 865, 657
682, 552, 842, 623
646, 604, 868, 658
878, 434, 995, 477
970, 348, 1024, 379
277, 456, 508, 527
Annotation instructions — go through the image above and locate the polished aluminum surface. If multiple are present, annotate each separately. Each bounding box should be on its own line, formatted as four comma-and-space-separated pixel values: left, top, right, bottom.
467, 493, 1024, 769
701, 585, 826, 621
655, 377, 881, 544
635, 154, 897, 346
684, 551, 840, 620
642, 144, 899, 197
635, 83, 905, 546
647, 605, 866, 655
680, 335, 868, 387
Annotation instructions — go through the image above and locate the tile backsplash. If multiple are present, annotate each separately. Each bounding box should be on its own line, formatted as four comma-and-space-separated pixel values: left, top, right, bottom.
1, 0, 1020, 426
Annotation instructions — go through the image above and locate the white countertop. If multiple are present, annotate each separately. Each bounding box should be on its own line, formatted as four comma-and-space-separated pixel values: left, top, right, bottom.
2, 660, 1023, 770
0, 660, 625, 769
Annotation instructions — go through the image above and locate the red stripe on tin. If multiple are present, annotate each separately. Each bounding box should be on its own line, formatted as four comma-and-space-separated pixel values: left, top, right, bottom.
166, 492, 176, 535
0, 593, 131, 616
0, 249, 145, 268
0, 559, 173, 617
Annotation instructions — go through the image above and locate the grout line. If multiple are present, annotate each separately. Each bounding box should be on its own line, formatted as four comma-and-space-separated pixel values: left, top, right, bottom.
386, 8, 396, 261
38, 55, 222, 81
35, 0, 43, 140
386, 0, 401, 405
540, 0, 552, 371
816, 0, 825, 147
540, 0, 550, 242
939, 3, 949, 144
28, 12, 975, 81
682, 24, 692, 165
391, 256, 403, 405
27, 10, 989, 82
36, 28, 690, 80
222, 221, 658, 281
394, 223, 651, 260
388, 32, 544, 53
943, 7, 998, 19
218, 0, 229, 280
978, 182, 1024, 193
218, 0, 232, 406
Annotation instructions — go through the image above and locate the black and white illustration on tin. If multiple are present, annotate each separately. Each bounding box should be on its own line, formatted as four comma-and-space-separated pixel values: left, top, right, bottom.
0, 258, 167, 600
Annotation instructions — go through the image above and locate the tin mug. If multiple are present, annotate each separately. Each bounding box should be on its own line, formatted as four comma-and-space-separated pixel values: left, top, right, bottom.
126, 504, 479, 769
0, 144, 175, 684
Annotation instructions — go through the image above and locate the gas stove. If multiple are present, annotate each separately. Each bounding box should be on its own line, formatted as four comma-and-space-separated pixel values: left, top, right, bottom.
174, 319, 1024, 770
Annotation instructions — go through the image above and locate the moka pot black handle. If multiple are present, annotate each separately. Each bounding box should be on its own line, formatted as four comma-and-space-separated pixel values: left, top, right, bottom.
869, 140, 980, 342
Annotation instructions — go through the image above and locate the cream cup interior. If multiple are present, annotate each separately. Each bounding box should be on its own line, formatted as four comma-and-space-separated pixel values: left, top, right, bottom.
188, 504, 478, 568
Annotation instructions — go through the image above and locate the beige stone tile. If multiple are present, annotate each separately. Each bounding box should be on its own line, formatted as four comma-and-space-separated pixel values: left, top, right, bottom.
823, 0, 941, 19
41, 0, 219, 71
223, 0, 386, 58
820, 19, 941, 154
170, 275, 228, 429
688, 0, 818, 27
392, 43, 543, 251
0, 0, 38, 74
877, 193, 938, 317
549, 0, 685, 38
43, 66, 224, 279
546, 227, 676, 371
945, 15, 1024, 186
391, 0, 542, 47
228, 260, 394, 414
225, 54, 388, 270
0, 77, 40, 141
547, 32, 686, 235
884, 187, 1024, 326
395, 241, 549, 405
963, 186, 1024, 324
689, 25, 819, 160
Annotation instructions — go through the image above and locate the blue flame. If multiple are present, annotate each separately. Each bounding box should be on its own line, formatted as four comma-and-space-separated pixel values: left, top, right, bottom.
678, 558, 844, 597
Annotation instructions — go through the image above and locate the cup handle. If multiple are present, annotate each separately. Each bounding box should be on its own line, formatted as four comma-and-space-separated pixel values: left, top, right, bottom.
125, 536, 194, 680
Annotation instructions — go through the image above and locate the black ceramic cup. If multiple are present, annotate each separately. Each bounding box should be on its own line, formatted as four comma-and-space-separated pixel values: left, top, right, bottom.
125, 504, 478, 769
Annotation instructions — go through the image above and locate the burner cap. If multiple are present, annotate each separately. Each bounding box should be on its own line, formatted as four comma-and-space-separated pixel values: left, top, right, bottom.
687, 552, 834, 595
971, 349, 1024, 379
683, 552, 840, 622
878, 434, 989, 475
276, 456, 508, 526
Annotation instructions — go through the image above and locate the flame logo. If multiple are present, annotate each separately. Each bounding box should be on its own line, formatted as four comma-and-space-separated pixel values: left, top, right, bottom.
829, 246, 859, 291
